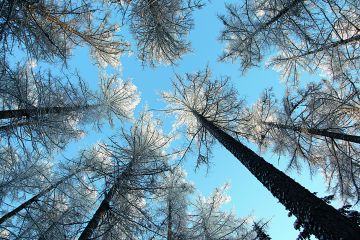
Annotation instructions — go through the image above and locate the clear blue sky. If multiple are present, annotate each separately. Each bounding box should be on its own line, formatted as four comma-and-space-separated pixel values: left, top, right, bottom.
59, 1, 344, 239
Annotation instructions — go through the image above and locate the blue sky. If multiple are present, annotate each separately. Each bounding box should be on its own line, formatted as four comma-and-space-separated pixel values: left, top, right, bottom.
58, 1, 343, 239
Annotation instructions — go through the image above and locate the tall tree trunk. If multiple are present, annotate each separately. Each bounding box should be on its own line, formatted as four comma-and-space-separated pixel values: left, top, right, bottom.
167, 203, 172, 240
193, 111, 360, 240
78, 188, 114, 240
0, 169, 82, 224
78, 165, 132, 240
0, 105, 94, 120
264, 121, 360, 144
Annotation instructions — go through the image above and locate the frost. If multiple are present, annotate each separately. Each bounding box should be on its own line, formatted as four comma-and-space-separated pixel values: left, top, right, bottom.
98, 74, 140, 125
256, 10, 265, 17
0, 229, 9, 239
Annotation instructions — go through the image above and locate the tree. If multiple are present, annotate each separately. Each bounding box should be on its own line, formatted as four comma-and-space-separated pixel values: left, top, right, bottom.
0, 146, 52, 212
78, 111, 173, 239
156, 167, 255, 240
219, 0, 360, 84
0, 0, 126, 67
0, 157, 98, 239
252, 220, 271, 240
188, 183, 255, 240
162, 68, 360, 239
0, 161, 88, 225
110, 0, 204, 66
242, 78, 359, 202
0, 62, 139, 153
155, 166, 195, 239
0, 109, 174, 239
294, 194, 360, 239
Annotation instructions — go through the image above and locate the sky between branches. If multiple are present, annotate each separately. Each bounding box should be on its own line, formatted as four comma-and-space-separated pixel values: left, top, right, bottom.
39, 1, 353, 239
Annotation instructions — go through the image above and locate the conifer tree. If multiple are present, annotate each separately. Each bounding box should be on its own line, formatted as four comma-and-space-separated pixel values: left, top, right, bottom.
242, 77, 359, 202
78, 111, 173, 239
0, 62, 139, 153
162, 68, 360, 239
110, 0, 204, 66
219, 0, 360, 83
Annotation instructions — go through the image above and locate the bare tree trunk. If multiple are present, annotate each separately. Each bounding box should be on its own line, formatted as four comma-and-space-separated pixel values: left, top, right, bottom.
194, 111, 360, 240
264, 121, 360, 144
0, 169, 82, 224
78, 165, 132, 240
78, 188, 114, 240
0, 106, 92, 120
167, 203, 172, 240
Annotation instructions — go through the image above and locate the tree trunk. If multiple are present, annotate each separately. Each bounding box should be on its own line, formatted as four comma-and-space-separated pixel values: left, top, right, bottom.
0, 106, 92, 120
167, 203, 172, 240
194, 111, 360, 240
0, 169, 82, 224
78, 188, 113, 240
264, 121, 360, 144
78, 165, 132, 240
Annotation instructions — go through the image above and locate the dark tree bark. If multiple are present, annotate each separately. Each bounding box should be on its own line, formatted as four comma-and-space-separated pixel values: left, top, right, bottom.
194, 111, 360, 240
264, 121, 360, 144
167, 203, 172, 240
0, 169, 81, 224
0, 106, 92, 120
78, 189, 113, 240
78, 166, 132, 240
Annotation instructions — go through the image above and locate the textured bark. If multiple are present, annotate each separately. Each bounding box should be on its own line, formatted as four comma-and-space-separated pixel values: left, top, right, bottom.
0, 106, 92, 120
194, 111, 360, 240
78, 189, 113, 240
0, 170, 81, 224
167, 203, 172, 240
264, 121, 360, 144
78, 166, 132, 240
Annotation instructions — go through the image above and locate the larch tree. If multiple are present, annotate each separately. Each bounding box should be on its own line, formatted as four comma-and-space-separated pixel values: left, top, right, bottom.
156, 166, 256, 240
188, 183, 255, 240
252, 220, 271, 240
155, 166, 195, 239
242, 77, 359, 203
0, 0, 126, 68
78, 111, 174, 239
0, 156, 99, 239
0, 62, 140, 153
0, 146, 52, 212
109, 0, 204, 66
219, 0, 360, 84
162, 67, 360, 239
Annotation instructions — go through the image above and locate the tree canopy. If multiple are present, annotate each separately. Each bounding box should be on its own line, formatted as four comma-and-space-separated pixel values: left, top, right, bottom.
0, 0, 359, 239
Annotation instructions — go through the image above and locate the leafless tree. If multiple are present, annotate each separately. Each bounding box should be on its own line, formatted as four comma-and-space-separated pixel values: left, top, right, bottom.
0, 0, 127, 67
155, 167, 256, 240
0, 62, 139, 154
241, 77, 359, 203
162, 67, 360, 239
0, 155, 98, 239
78, 111, 173, 239
219, 0, 360, 84
110, 0, 204, 66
